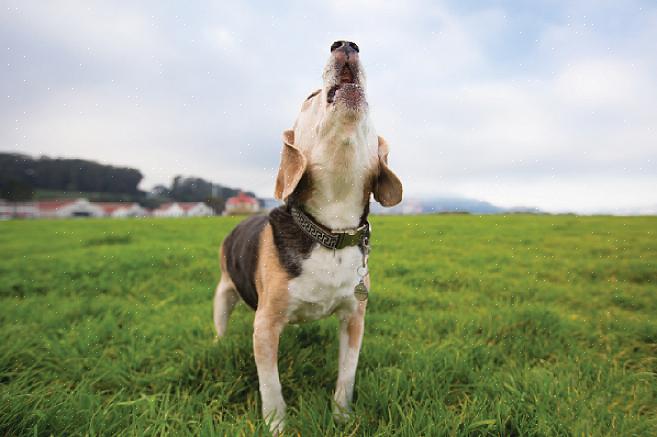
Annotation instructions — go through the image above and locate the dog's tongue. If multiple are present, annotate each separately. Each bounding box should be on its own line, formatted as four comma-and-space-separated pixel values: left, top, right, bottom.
340, 65, 354, 84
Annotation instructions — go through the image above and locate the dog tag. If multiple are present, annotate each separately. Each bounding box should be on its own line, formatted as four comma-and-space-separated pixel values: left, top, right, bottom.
354, 280, 369, 301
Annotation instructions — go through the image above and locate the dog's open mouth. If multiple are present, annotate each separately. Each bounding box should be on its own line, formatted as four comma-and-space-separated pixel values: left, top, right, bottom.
327, 65, 360, 104
340, 65, 354, 84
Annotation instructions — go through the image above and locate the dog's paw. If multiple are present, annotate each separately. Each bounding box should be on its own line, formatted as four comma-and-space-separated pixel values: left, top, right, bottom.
332, 403, 353, 424
263, 402, 286, 435
268, 415, 285, 435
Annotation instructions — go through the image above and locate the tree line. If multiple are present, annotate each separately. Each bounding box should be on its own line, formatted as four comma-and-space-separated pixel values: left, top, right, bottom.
0, 153, 143, 200
0, 152, 261, 213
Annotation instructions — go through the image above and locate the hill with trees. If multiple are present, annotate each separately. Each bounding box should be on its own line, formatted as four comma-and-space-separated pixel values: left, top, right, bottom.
0, 153, 143, 200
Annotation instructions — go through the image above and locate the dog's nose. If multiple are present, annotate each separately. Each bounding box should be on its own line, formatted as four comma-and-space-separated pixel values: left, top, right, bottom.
330, 40, 360, 57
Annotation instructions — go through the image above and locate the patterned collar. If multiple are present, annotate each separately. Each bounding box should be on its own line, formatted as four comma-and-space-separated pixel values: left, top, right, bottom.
290, 206, 370, 250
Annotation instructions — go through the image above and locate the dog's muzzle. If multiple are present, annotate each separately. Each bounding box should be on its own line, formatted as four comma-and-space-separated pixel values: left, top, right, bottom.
326, 41, 365, 109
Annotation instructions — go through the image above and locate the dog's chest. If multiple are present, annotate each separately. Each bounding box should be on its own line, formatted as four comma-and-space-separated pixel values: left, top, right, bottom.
286, 245, 361, 323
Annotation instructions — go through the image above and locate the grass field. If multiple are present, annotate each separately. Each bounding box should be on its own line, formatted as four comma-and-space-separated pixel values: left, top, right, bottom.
1, 214, 656, 436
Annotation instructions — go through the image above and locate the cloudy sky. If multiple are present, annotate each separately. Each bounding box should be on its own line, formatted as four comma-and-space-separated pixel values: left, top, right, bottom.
2, 1, 656, 213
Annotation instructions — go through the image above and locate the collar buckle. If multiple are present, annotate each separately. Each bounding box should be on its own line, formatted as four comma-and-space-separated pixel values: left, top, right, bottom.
334, 222, 369, 249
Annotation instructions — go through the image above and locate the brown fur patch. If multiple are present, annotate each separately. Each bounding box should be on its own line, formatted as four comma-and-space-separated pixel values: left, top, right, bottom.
374, 136, 403, 207
348, 299, 367, 349
219, 241, 227, 272
255, 224, 291, 320
274, 130, 307, 201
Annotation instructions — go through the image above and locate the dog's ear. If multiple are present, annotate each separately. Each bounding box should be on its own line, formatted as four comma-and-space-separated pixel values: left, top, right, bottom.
373, 136, 403, 207
274, 129, 307, 201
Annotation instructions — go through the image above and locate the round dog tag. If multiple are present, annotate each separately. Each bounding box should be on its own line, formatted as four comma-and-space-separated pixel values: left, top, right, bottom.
354, 280, 369, 301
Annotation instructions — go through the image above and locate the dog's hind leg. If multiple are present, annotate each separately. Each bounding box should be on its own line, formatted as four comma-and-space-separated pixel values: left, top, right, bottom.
213, 274, 239, 338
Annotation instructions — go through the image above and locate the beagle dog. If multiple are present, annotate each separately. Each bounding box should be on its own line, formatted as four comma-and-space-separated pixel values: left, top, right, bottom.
213, 40, 402, 433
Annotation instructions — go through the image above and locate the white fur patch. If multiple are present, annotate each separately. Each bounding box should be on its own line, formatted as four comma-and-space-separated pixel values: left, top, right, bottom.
287, 245, 362, 323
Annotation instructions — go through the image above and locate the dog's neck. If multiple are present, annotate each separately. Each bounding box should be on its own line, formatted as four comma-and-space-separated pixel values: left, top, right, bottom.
298, 118, 375, 231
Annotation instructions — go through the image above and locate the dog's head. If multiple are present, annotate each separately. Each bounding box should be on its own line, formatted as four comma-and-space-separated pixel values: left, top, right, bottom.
293, 40, 368, 137
275, 41, 402, 207
323, 40, 367, 113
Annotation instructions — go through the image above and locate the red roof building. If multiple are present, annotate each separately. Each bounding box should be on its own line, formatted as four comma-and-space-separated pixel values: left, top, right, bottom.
225, 193, 259, 215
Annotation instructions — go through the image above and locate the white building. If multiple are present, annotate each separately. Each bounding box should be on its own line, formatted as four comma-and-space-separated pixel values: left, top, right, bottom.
0, 200, 39, 219
37, 198, 105, 218
153, 202, 185, 217
153, 202, 214, 217
96, 202, 149, 218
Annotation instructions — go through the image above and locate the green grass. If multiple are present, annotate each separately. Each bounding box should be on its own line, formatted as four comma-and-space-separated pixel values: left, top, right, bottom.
1, 215, 656, 436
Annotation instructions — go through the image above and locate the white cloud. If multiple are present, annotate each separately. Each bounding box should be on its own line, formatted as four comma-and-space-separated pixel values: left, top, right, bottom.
1, 1, 172, 63
205, 27, 238, 51
555, 59, 642, 106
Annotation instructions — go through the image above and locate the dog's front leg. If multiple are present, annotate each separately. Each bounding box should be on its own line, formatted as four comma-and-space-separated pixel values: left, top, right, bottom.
333, 299, 366, 420
253, 309, 287, 433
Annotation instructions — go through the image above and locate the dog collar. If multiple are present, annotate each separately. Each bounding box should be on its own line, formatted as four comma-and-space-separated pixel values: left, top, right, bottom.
290, 206, 370, 250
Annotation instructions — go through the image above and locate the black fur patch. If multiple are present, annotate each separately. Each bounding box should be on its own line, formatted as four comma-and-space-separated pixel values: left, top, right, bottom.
269, 206, 317, 277
222, 214, 269, 310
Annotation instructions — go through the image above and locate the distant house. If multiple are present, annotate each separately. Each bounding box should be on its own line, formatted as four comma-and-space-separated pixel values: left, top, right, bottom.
153, 202, 214, 217
0, 200, 39, 219
153, 202, 184, 217
224, 192, 259, 215
96, 202, 148, 218
37, 198, 105, 218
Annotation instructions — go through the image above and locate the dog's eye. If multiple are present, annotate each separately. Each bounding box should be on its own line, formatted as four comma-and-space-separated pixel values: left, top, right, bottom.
305, 89, 321, 101
348, 42, 359, 53
330, 41, 342, 52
